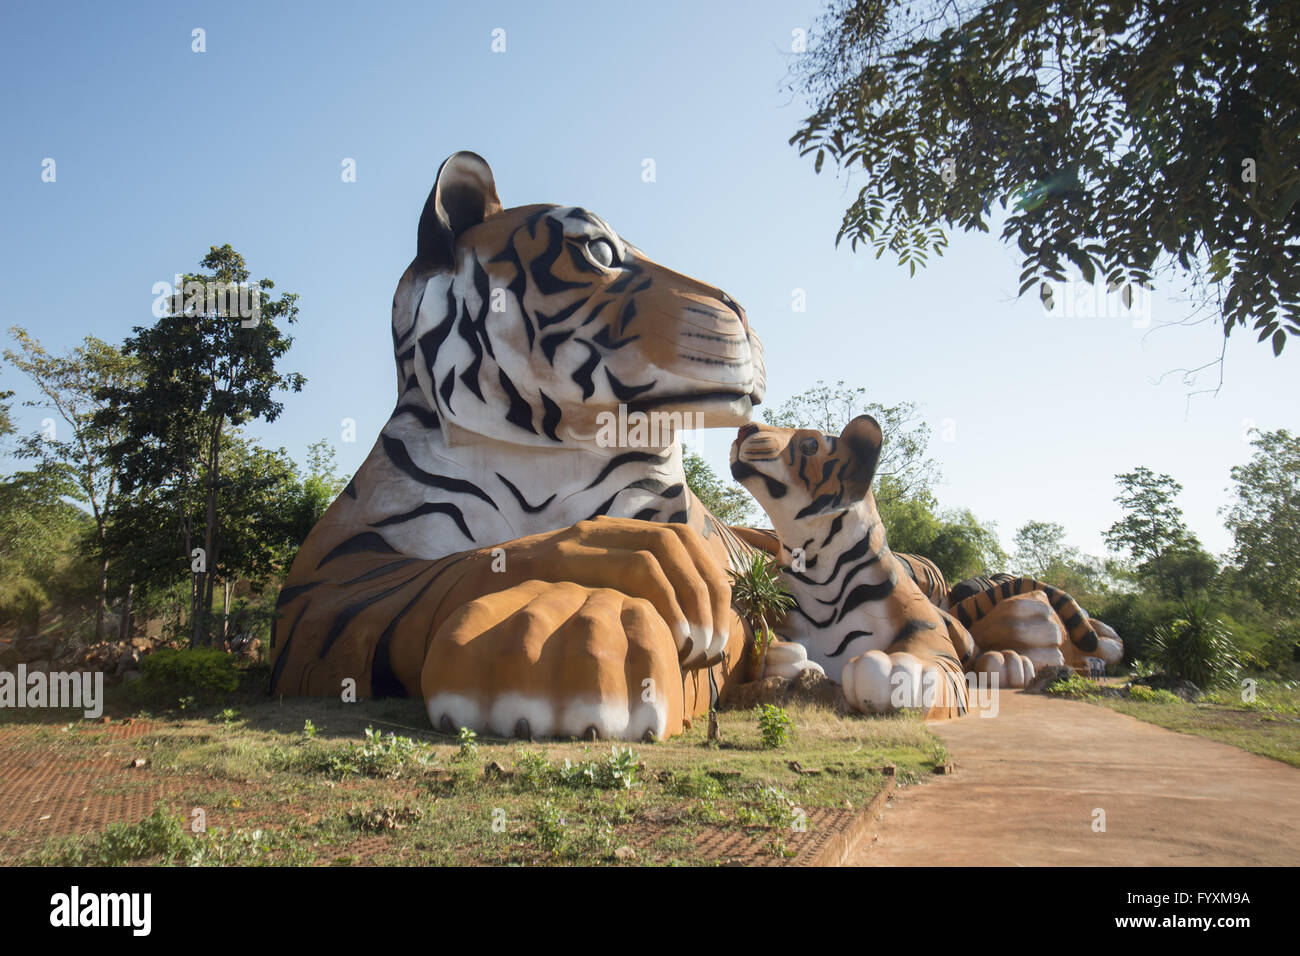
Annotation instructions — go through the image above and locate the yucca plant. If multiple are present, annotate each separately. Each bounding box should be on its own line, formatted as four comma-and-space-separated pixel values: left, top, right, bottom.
728, 552, 797, 680
1148, 602, 1240, 689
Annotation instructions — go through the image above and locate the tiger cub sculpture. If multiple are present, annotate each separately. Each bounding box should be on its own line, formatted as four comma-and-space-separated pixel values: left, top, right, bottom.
271, 151, 769, 741
730, 416, 1038, 716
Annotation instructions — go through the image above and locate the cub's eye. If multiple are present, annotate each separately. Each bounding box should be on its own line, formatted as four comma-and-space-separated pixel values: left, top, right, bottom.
587, 237, 617, 268
799, 437, 820, 456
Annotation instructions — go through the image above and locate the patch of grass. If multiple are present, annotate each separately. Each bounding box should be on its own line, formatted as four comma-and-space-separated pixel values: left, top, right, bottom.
1127, 685, 1181, 705
3, 690, 945, 866
1091, 678, 1300, 767
1045, 674, 1102, 698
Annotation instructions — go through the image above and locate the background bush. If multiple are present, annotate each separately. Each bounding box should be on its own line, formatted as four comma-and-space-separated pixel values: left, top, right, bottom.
130, 647, 239, 708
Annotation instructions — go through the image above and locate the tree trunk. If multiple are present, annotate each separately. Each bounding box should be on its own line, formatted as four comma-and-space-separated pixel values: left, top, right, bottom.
222, 579, 231, 642
94, 556, 109, 643
118, 581, 135, 642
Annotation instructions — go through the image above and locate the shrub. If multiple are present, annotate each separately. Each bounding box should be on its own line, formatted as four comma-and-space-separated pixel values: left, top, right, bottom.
30, 806, 191, 866
341, 727, 434, 779
1149, 605, 1240, 689
1044, 674, 1101, 698
1093, 592, 1183, 662
131, 647, 238, 708
557, 746, 640, 790
757, 704, 793, 749
1127, 685, 1182, 704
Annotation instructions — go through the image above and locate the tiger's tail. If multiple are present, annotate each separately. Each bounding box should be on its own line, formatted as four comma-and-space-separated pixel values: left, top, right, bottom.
947, 577, 1099, 654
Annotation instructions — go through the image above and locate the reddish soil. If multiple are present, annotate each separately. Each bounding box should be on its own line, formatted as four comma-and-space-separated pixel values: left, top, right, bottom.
853, 690, 1300, 866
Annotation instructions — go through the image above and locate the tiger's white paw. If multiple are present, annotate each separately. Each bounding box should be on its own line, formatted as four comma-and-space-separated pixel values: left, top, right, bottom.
840, 650, 967, 716
972, 650, 1036, 689
763, 640, 825, 680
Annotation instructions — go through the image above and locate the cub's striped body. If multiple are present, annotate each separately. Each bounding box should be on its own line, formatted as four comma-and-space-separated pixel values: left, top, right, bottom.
271, 152, 766, 740
730, 417, 1037, 716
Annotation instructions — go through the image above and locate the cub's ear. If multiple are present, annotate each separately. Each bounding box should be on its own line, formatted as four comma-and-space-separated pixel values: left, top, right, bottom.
416, 151, 503, 269
840, 414, 883, 496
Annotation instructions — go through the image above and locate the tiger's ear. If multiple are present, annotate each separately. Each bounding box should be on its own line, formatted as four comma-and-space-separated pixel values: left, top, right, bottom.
840, 415, 883, 496
416, 151, 504, 269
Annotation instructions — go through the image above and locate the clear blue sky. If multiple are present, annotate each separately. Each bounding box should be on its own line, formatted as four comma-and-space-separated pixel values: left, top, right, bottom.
1, 0, 1293, 560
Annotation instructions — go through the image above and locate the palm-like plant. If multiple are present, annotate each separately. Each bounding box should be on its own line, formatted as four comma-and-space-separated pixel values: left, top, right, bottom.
728, 552, 797, 680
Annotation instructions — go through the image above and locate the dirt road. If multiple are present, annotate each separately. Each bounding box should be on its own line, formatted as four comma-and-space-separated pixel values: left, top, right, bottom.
853, 690, 1300, 866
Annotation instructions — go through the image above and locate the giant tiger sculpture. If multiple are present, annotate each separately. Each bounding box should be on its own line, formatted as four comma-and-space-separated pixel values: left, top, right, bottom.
729, 417, 1123, 714
272, 151, 783, 741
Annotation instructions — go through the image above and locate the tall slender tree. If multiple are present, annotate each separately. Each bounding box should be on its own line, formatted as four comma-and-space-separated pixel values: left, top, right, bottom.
5, 330, 137, 641
96, 245, 305, 645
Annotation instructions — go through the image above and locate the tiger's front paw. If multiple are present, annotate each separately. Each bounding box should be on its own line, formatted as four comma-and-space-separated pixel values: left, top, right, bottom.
421, 580, 684, 741
972, 650, 1036, 689
841, 650, 968, 717
454, 517, 732, 669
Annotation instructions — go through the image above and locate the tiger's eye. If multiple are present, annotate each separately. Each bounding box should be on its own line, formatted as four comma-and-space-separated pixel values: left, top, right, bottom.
799, 437, 819, 455
588, 238, 616, 267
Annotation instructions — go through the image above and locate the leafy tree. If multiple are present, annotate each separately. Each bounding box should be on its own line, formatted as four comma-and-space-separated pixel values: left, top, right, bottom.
0, 370, 13, 441
790, 0, 1300, 354
925, 507, 1009, 581
878, 494, 1006, 581
95, 245, 305, 645
4, 329, 137, 641
1223, 428, 1300, 615
0, 468, 95, 631
1012, 520, 1076, 577
1104, 466, 1212, 597
762, 379, 940, 508
683, 445, 755, 525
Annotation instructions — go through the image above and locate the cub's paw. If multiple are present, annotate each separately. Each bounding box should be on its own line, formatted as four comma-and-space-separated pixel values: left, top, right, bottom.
421, 580, 684, 741
841, 650, 968, 717
972, 650, 1036, 689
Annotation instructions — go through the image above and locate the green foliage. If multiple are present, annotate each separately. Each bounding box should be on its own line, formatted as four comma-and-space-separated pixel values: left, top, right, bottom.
790, 0, 1300, 353
301, 719, 318, 739
1223, 429, 1300, 616
557, 746, 640, 790
346, 804, 425, 832
877, 493, 1006, 582
1013, 520, 1073, 577
131, 647, 239, 707
455, 726, 479, 760
1104, 467, 1215, 599
4, 329, 138, 641
757, 703, 794, 749
95, 244, 305, 646
0, 468, 96, 628
728, 552, 797, 678
31, 805, 192, 866
1149, 606, 1241, 689
683, 445, 755, 524
1045, 674, 1102, 698
1128, 685, 1181, 705
334, 727, 435, 779
737, 785, 798, 829
662, 768, 724, 799
1094, 591, 1184, 663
